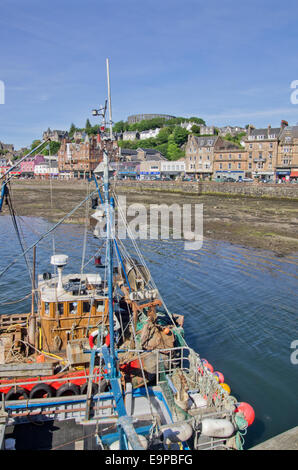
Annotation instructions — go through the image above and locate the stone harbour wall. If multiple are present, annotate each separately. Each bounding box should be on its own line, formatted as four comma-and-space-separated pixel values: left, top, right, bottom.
113, 180, 298, 199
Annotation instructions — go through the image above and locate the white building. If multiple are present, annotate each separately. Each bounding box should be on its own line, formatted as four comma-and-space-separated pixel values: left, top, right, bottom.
161, 159, 186, 178
139, 128, 161, 140
34, 162, 59, 178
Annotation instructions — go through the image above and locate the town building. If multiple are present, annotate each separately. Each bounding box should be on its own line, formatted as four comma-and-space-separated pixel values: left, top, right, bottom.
160, 159, 186, 179
0, 142, 14, 153
138, 151, 167, 180
199, 126, 216, 136
43, 128, 69, 142
20, 154, 45, 177
139, 128, 161, 140
122, 131, 140, 141
276, 125, 298, 182
34, 161, 59, 179
244, 125, 281, 182
118, 148, 139, 161
58, 135, 118, 179
180, 122, 198, 131
185, 135, 232, 179
218, 126, 247, 137
213, 147, 248, 181
136, 148, 165, 161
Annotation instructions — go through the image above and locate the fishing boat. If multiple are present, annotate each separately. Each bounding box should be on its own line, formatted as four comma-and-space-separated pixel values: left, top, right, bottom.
0, 60, 254, 451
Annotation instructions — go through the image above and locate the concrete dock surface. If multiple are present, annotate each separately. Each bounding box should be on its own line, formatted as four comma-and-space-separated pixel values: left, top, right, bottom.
250, 426, 298, 450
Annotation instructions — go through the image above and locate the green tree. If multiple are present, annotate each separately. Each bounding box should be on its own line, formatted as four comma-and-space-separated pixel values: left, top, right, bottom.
41, 141, 61, 156
31, 139, 42, 150
166, 135, 184, 160
173, 126, 188, 146
85, 119, 92, 130
189, 117, 206, 125
155, 127, 172, 145
69, 123, 76, 137
191, 124, 201, 136
113, 120, 126, 133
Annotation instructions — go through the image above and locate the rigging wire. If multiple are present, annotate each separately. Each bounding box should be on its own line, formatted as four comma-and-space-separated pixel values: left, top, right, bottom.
5, 181, 33, 283
0, 188, 98, 279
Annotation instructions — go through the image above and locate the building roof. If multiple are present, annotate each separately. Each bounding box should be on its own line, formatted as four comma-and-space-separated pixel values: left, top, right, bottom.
190, 135, 218, 147
249, 127, 281, 139
120, 148, 138, 155
279, 125, 298, 142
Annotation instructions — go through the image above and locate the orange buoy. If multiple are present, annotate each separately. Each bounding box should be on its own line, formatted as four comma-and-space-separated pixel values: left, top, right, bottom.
220, 383, 231, 394
235, 402, 255, 426
36, 354, 45, 363
213, 371, 224, 383
163, 327, 170, 335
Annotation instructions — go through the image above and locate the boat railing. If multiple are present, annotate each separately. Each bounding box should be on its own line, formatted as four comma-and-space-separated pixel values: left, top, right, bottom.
154, 346, 238, 412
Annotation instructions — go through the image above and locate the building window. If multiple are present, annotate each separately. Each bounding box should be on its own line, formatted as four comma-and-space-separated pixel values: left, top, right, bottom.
229, 154, 232, 159
238, 163, 241, 169
228, 163, 232, 169
219, 154, 223, 159
249, 153, 252, 159
219, 163, 223, 169
248, 163, 252, 169
238, 154, 242, 159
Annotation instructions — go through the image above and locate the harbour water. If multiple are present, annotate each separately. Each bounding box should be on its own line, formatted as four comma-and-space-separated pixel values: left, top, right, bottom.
0, 216, 297, 449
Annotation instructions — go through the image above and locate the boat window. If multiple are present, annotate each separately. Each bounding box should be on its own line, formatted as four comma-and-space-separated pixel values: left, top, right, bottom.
83, 301, 91, 313
44, 302, 50, 316
96, 300, 104, 312
57, 303, 64, 315
69, 302, 78, 315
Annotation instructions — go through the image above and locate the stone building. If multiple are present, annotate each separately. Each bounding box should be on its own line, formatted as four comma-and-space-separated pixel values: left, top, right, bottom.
43, 128, 69, 142
0, 141, 14, 153
213, 147, 248, 181
185, 135, 232, 179
218, 126, 246, 137
122, 131, 140, 141
276, 125, 298, 181
127, 114, 175, 124
244, 125, 281, 182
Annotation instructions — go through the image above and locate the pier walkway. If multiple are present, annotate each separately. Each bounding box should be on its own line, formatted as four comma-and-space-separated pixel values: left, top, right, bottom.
250, 427, 298, 450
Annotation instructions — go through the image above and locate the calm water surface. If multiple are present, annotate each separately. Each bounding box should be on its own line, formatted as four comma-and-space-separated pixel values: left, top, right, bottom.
0, 215, 297, 449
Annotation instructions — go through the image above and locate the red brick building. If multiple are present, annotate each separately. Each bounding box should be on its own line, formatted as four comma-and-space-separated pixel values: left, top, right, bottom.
58, 135, 118, 179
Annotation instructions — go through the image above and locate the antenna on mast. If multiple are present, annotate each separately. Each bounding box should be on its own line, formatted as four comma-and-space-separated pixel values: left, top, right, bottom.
106, 58, 113, 140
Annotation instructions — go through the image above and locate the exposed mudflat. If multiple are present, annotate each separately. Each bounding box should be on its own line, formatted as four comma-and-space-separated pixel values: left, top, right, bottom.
2, 180, 298, 256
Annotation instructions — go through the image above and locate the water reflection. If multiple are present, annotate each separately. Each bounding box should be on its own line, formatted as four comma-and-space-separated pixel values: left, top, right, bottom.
0, 215, 297, 448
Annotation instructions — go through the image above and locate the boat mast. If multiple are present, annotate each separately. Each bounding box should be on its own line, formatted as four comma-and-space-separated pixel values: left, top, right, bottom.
103, 58, 116, 378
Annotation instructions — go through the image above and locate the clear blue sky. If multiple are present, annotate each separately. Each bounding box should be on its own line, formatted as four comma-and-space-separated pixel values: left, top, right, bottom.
1, 0, 298, 148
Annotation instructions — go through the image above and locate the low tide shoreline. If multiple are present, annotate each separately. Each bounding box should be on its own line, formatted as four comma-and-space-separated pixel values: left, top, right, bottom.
2, 180, 298, 256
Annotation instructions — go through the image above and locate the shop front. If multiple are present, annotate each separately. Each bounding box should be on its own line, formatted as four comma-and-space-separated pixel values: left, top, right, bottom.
275, 169, 291, 182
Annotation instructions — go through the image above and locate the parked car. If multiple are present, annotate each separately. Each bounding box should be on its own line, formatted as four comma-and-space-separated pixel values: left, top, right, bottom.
223, 177, 236, 183
240, 178, 254, 182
